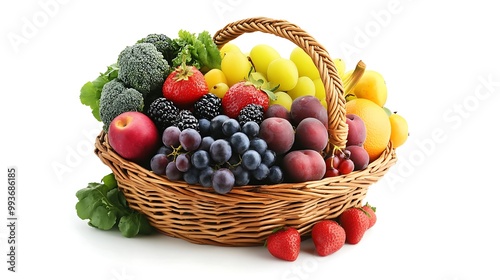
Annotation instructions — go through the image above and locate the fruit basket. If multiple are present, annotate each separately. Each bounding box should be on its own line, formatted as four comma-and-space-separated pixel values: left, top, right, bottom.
94, 17, 397, 246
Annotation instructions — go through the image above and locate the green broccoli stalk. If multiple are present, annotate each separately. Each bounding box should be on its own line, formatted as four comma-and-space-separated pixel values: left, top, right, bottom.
117, 42, 169, 97
99, 79, 144, 131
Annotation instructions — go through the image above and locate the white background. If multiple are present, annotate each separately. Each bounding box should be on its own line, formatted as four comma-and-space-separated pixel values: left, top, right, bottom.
1, 0, 499, 279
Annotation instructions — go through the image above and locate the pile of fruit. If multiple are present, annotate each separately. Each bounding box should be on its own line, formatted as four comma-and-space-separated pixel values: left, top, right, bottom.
77, 28, 408, 244
80, 31, 408, 195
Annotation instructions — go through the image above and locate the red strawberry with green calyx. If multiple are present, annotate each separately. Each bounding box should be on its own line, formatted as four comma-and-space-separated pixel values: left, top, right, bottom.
265, 227, 301, 261
339, 207, 370, 245
311, 220, 346, 256
222, 73, 276, 118
362, 202, 377, 229
162, 63, 208, 109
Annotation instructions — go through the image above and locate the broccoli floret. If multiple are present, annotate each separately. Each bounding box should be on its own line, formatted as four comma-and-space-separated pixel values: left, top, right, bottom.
99, 79, 144, 131
137, 34, 175, 64
117, 43, 169, 97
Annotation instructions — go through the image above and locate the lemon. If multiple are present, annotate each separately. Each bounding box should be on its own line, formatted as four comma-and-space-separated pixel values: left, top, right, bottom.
389, 113, 409, 148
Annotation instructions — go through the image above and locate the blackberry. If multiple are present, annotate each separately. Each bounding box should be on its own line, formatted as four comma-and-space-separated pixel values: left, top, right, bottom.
146, 97, 179, 132
238, 104, 264, 126
176, 110, 199, 131
193, 93, 222, 120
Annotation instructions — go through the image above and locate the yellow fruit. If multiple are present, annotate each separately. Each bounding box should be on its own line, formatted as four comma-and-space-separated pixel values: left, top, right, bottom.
289, 47, 320, 80
219, 43, 241, 58
389, 113, 409, 148
204, 69, 227, 90
346, 98, 391, 162
342, 69, 353, 85
269, 91, 293, 111
267, 58, 299, 91
320, 99, 327, 110
250, 44, 281, 76
313, 78, 326, 100
342, 60, 366, 94
351, 70, 387, 107
287, 76, 315, 100
332, 58, 346, 78
209, 82, 229, 98
221, 51, 252, 86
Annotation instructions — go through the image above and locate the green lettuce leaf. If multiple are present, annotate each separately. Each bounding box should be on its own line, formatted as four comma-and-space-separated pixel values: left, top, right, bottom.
79, 63, 119, 122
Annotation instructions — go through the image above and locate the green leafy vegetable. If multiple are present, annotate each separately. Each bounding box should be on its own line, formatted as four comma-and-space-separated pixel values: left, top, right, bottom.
75, 173, 153, 237
98, 79, 144, 132
79, 64, 119, 121
171, 30, 221, 72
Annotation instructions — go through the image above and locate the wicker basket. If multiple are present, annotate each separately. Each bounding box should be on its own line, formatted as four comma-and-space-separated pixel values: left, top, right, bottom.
94, 17, 397, 246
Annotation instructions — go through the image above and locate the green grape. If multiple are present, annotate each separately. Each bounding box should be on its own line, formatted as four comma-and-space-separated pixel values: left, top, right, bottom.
221, 51, 252, 86
267, 58, 298, 91
313, 78, 326, 100
220, 43, 242, 59
249, 44, 281, 77
287, 76, 315, 100
209, 82, 229, 98
289, 47, 320, 80
269, 91, 293, 111
204, 69, 228, 90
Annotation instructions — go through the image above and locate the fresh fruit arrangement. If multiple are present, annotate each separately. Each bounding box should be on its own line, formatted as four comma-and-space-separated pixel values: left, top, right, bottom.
80, 27, 408, 192
80, 17, 401, 246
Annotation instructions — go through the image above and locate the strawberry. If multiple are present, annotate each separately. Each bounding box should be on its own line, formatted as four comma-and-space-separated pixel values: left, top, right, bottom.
222, 80, 272, 118
265, 227, 301, 261
311, 220, 346, 256
162, 63, 208, 109
362, 202, 377, 229
338, 207, 370, 244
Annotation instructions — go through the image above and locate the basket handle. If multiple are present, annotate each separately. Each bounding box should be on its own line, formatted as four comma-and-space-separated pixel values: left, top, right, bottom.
213, 17, 348, 153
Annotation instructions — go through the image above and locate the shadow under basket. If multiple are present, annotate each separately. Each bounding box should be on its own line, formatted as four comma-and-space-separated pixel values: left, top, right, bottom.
94, 17, 398, 247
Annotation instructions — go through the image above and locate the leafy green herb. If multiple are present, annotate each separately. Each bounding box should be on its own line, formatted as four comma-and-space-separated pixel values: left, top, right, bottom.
171, 30, 221, 72
75, 173, 153, 237
79, 64, 119, 121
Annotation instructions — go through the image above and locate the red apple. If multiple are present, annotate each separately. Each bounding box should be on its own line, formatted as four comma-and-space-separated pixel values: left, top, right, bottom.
346, 113, 367, 146
108, 111, 160, 163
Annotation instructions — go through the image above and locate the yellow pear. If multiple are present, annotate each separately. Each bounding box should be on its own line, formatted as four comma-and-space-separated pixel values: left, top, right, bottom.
351, 70, 387, 107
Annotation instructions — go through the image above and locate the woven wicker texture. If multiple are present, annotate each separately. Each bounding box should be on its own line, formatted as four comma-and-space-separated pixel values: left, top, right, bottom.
94, 17, 397, 246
